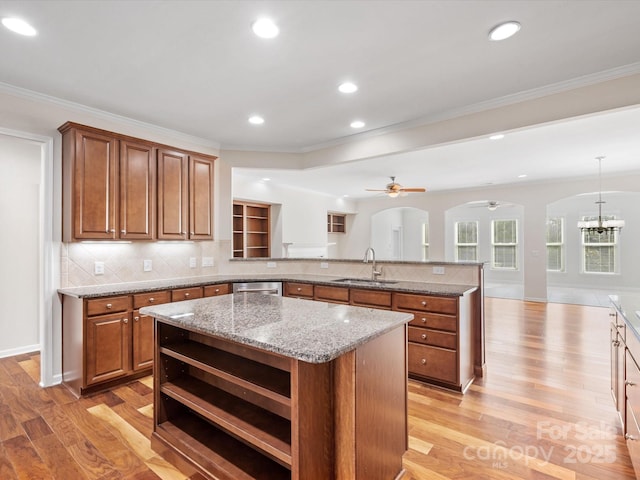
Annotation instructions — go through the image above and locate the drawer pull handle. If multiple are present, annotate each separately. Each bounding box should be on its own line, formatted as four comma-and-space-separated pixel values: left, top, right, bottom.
421, 301, 427, 306
122, 318, 128, 324
421, 318, 427, 323
134, 316, 139, 322
297, 287, 301, 292
149, 297, 155, 302
609, 312, 616, 317
106, 303, 113, 309
421, 333, 427, 340
215, 289, 220, 293
626, 381, 636, 387
421, 358, 427, 365
617, 324, 625, 328
184, 293, 190, 297
626, 434, 637, 441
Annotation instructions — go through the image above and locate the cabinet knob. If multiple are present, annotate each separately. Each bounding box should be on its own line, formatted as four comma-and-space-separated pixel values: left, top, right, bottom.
421, 333, 427, 340
626, 433, 637, 441
190, 231, 195, 235
626, 380, 636, 387
215, 289, 220, 293
110, 228, 115, 233
149, 297, 155, 303
609, 312, 616, 317
421, 301, 427, 306
181, 231, 186, 235
106, 303, 113, 309
134, 316, 139, 322
122, 318, 128, 324
121, 229, 126, 234
184, 292, 190, 297
421, 317, 427, 323
420, 358, 427, 365
617, 324, 625, 328
297, 287, 301, 292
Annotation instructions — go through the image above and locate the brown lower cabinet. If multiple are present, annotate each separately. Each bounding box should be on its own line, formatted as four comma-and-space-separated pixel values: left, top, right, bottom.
283, 282, 475, 392
61, 284, 231, 396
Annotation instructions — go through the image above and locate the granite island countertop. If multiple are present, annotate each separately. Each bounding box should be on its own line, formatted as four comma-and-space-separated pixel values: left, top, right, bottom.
141, 293, 413, 363
610, 294, 640, 341
58, 273, 477, 298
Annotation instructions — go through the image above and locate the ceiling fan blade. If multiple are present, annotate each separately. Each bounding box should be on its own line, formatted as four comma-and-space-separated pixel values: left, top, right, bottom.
399, 187, 426, 192
365, 188, 389, 192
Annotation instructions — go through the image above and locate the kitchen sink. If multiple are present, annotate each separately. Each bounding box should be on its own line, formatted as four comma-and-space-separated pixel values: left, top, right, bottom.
332, 278, 398, 286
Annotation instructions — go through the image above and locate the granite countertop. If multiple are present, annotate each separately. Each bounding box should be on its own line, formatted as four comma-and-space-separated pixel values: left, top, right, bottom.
141, 293, 413, 363
58, 273, 477, 298
610, 294, 640, 340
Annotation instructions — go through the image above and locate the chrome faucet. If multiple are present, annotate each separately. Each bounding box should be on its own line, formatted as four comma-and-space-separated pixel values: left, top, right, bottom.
363, 247, 383, 281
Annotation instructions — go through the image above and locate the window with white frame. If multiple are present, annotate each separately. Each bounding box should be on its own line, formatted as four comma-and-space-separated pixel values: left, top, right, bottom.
582, 215, 618, 273
422, 222, 429, 261
455, 221, 478, 261
492, 219, 518, 269
546, 217, 564, 272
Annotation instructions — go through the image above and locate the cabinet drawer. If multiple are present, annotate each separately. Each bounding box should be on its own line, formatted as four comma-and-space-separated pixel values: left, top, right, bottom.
86, 296, 130, 316
285, 282, 314, 298
350, 289, 392, 309
314, 285, 349, 304
409, 312, 457, 333
133, 290, 171, 309
627, 351, 640, 422
393, 293, 457, 314
408, 344, 457, 385
203, 284, 231, 297
408, 326, 456, 350
171, 287, 203, 302
626, 398, 640, 474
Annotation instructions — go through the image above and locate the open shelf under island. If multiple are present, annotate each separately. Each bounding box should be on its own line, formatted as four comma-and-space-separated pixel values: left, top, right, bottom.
141, 293, 413, 480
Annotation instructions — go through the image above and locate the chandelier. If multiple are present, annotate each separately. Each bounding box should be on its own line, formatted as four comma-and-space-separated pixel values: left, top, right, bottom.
577, 156, 625, 234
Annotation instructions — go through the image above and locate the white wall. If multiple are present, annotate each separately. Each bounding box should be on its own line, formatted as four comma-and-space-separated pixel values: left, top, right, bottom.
233, 173, 356, 257
0, 135, 41, 357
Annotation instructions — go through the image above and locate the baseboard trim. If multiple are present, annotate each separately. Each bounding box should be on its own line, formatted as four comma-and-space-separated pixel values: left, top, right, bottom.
0, 344, 40, 359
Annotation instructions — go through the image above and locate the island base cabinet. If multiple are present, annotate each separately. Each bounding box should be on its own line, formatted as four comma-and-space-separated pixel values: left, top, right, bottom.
152, 320, 407, 480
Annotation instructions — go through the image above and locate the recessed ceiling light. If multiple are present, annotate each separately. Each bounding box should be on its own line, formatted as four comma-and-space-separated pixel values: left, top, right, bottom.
248, 115, 264, 125
343, 194, 350, 198
2, 17, 37, 36
350, 120, 365, 129
488, 21, 521, 41
338, 82, 358, 94
518, 174, 527, 178
262, 177, 271, 182
489, 134, 505, 140
252, 18, 279, 38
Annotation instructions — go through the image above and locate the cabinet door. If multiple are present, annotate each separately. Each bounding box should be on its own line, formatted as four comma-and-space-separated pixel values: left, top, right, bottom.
189, 155, 214, 240
120, 140, 155, 240
86, 312, 130, 385
132, 310, 154, 371
71, 129, 118, 239
157, 149, 188, 240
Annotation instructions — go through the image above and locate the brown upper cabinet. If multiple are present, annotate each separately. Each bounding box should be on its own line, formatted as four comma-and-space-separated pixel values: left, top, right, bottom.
60, 122, 216, 241
328, 213, 346, 233
232, 201, 270, 258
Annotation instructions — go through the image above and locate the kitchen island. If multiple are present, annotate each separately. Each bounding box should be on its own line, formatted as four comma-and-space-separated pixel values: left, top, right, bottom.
141, 292, 414, 480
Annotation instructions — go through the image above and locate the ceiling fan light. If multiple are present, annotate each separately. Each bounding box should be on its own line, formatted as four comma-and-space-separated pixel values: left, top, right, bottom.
387, 191, 400, 198
487, 204, 498, 211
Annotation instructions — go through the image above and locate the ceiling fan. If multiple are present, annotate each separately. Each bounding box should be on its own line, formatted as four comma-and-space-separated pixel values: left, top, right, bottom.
468, 200, 514, 211
365, 176, 426, 198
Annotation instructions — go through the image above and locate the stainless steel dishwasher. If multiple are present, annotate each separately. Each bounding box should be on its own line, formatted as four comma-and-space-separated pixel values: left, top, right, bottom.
232, 281, 282, 296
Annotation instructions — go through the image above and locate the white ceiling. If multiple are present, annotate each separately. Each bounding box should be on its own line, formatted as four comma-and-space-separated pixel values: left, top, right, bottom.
2, 1, 640, 196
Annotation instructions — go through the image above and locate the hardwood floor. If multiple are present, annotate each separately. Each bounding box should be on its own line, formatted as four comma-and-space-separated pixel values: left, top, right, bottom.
0, 298, 636, 479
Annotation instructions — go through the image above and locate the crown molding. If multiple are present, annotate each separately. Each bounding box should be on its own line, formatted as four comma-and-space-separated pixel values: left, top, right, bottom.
0, 81, 221, 150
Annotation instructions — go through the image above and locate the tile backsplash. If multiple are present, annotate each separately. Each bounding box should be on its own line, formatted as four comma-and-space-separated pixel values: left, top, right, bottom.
61, 240, 220, 287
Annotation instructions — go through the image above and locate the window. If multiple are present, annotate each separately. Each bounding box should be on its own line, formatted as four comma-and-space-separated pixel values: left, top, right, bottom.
546, 217, 564, 272
455, 221, 478, 261
582, 215, 618, 273
422, 222, 429, 261
492, 219, 518, 269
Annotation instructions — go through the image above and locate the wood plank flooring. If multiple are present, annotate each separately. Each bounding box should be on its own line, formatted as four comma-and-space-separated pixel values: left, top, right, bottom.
0, 298, 636, 479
